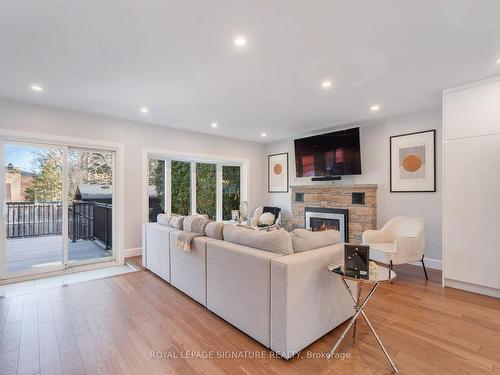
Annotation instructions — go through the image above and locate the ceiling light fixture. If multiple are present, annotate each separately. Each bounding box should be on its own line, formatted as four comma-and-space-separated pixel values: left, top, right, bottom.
234, 36, 247, 48
211, 122, 218, 128
370, 105, 381, 112
321, 80, 333, 89
140, 107, 149, 113
260, 133, 267, 138
31, 85, 43, 92
497, 58, 500, 64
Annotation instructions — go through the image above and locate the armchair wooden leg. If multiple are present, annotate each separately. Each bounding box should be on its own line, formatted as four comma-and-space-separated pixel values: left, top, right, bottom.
421, 255, 429, 280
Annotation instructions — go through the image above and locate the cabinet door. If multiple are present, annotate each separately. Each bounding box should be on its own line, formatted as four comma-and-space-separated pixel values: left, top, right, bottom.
443, 135, 500, 289
444, 79, 500, 140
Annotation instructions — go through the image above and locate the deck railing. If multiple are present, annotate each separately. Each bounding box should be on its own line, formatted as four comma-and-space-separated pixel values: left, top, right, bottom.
6, 201, 112, 248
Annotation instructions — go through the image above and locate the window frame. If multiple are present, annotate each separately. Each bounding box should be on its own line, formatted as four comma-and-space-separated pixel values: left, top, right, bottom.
144, 149, 247, 223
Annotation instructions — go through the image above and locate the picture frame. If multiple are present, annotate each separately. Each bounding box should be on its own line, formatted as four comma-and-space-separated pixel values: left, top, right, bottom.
268, 152, 289, 193
390, 130, 436, 192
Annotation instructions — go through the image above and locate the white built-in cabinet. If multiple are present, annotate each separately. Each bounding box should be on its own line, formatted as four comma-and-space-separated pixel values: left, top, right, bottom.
443, 76, 500, 298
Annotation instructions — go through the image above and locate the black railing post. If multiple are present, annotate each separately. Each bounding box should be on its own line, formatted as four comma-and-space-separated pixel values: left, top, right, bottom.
72, 204, 77, 242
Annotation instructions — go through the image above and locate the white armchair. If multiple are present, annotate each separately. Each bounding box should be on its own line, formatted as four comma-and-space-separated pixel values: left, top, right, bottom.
362, 216, 428, 280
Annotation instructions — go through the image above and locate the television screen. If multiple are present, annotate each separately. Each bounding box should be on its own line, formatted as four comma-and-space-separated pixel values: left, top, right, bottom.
294, 127, 361, 177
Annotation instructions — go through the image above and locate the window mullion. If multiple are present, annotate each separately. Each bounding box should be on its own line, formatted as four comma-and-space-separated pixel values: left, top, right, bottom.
216, 164, 222, 222
190, 162, 196, 215
165, 159, 171, 214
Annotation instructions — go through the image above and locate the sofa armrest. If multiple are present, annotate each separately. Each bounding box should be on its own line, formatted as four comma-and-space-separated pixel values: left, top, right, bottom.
206, 240, 280, 347
270, 244, 356, 358
362, 229, 385, 244
393, 236, 425, 264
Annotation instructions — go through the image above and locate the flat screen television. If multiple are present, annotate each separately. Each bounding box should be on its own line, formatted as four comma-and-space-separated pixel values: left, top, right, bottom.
294, 127, 361, 177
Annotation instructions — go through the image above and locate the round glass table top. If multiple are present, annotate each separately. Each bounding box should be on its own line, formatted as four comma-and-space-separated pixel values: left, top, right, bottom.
328, 263, 397, 283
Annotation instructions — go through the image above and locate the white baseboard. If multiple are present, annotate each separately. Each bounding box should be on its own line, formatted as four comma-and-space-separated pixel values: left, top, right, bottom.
444, 278, 500, 298
410, 257, 442, 270
124, 247, 142, 258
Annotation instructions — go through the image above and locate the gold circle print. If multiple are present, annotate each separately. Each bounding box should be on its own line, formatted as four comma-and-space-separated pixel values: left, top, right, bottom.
273, 163, 283, 175
402, 154, 422, 172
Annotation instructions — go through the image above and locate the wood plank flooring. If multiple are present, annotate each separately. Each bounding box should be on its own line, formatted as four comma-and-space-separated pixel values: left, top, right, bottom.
0, 256, 499, 374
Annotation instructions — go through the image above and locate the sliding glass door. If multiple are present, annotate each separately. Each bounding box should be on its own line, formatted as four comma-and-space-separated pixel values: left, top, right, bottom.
67, 148, 114, 264
0, 140, 115, 279
0, 142, 65, 276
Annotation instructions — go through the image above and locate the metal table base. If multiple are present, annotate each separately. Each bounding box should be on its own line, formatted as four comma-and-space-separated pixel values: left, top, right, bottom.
329, 278, 398, 373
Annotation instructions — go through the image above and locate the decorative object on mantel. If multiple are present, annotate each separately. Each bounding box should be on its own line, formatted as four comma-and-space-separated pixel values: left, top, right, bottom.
268, 152, 289, 193
390, 130, 436, 192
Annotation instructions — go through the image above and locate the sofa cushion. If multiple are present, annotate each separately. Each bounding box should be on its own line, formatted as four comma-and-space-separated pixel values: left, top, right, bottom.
290, 229, 341, 253
223, 225, 293, 255
205, 222, 224, 240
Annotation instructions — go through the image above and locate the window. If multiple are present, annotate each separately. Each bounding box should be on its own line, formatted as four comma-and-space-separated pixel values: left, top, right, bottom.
222, 166, 240, 220
171, 160, 191, 215
148, 159, 165, 222
145, 154, 244, 221
196, 163, 216, 220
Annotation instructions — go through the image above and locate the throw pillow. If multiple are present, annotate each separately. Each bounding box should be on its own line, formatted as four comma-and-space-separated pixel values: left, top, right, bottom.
258, 212, 276, 226
157, 213, 170, 226
169, 215, 185, 230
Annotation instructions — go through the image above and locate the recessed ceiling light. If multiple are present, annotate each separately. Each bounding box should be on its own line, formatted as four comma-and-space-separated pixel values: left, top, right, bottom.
233, 36, 247, 48
260, 133, 267, 138
497, 58, 500, 64
140, 107, 149, 113
370, 105, 381, 111
31, 85, 43, 92
321, 80, 333, 89
211, 122, 218, 128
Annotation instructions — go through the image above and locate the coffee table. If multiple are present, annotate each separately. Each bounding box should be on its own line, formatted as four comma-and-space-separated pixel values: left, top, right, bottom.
327, 264, 398, 373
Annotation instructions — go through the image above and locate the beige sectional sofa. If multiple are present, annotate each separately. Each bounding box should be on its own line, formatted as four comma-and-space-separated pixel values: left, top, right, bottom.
142, 217, 355, 358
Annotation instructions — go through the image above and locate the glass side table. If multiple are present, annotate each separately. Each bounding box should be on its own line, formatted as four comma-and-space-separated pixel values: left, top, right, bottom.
327, 264, 398, 373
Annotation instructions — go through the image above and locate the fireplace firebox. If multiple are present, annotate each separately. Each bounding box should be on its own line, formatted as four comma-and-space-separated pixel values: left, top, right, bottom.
305, 207, 349, 242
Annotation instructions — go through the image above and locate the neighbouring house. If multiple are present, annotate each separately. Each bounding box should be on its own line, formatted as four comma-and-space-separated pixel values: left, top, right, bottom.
5, 163, 35, 202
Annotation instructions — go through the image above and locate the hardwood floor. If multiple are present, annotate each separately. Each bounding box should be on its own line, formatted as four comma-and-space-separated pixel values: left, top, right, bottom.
1, 256, 499, 375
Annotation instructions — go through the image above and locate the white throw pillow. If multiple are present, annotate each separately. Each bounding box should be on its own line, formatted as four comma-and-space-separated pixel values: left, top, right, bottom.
290, 229, 341, 253
258, 212, 275, 226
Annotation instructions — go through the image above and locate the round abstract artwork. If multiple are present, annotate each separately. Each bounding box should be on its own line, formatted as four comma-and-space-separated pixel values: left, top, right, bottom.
273, 163, 283, 175
402, 154, 422, 172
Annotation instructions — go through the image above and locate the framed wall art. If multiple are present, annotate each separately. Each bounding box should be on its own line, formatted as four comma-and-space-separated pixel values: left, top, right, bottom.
268, 152, 289, 193
390, 130, 436, 192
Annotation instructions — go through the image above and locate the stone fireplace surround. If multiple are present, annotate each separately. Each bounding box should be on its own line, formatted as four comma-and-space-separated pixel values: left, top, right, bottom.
291, 184, 377, 244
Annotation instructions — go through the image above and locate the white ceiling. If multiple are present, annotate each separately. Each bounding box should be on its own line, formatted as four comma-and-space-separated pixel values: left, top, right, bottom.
1, 1, 500, 142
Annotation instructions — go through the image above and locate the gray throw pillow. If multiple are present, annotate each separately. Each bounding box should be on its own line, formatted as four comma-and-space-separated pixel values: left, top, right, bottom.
169, 215, 185, 230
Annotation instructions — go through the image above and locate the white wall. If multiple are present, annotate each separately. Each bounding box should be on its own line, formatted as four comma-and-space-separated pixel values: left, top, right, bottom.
265, 109, 442, 262
0, 98, 266, 253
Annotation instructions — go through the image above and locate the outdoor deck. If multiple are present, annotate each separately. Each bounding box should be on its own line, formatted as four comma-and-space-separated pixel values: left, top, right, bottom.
6, 236, 111, 273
